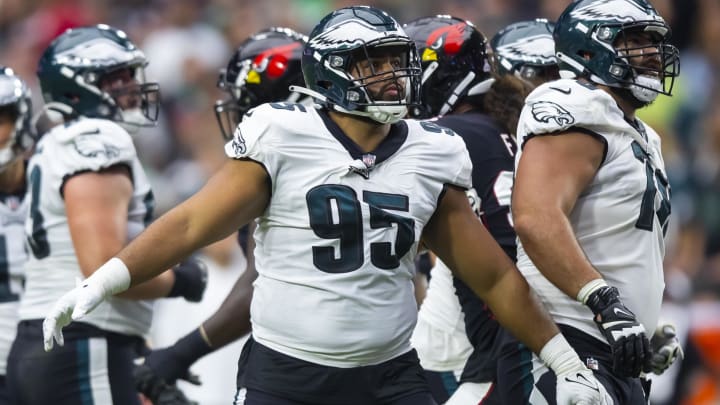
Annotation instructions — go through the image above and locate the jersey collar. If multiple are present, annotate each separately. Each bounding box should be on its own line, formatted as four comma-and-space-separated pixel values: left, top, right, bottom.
317, 108, 408, 165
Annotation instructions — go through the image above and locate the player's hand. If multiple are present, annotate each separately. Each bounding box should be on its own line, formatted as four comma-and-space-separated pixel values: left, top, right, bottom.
43, 280, 106, 351
168, 257, 208, 302
646, 323, 684, 375
44, 258, 132, 351
136, 346, 202, 386
133, 361, 198, 405
586, 286, 651, 377
556, 368, 613, 405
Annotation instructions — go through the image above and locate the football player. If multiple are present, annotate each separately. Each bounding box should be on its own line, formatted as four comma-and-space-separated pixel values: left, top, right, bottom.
497, 0, 683, 403
43, 7, 609, 405
0, 66, 36, 404
133, 26, 310, 404
6, 25, 207, 405
404, 16, 559, 405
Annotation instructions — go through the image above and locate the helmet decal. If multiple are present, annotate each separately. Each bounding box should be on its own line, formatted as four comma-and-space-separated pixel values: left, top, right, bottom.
308, 19, 404, 51
570, 0, 664, 24
495, 34, 555, 65
427, 22, 467, 55
253, 42, 303, 79
54, 38, 145, 69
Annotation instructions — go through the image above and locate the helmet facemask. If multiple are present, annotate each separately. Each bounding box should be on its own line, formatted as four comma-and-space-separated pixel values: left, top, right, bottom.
214, 64, 256, 140
606, 23, 679, 106
340, 38, 421, 124
95, 65, 160, 131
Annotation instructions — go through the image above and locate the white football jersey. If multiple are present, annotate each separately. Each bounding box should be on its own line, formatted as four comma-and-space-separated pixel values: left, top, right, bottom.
411, 259, 472, 372
0, 192, 28, 375
225, 103, 472, 367
20, 118, 155, 336
515, 79, 669, 343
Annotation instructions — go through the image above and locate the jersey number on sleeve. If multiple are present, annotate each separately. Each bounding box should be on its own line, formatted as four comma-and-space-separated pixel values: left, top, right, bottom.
632, 141, 671, 235
27, 165, 50, 259
306, 185, 415, 273
0, 235, 19, 302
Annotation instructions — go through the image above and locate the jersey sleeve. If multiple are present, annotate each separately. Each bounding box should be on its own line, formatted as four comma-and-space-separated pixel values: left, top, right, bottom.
517, 79, 625, 149
224, 103, 280, 177
54, 119, 137, 177
408, 120, 473, 190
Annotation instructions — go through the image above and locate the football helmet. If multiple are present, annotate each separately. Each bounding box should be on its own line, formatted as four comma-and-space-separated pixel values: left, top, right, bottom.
403, 15, 494, 118
37, 24, 160, 128
554, 0, 679, 104
491, 19, 559, 85
298, 6, 421, 124
0, 66, 35, 170
215, 27, 309, 140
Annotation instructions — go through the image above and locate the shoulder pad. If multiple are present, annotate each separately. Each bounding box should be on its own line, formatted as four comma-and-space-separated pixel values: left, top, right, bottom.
520, 79, 624, 136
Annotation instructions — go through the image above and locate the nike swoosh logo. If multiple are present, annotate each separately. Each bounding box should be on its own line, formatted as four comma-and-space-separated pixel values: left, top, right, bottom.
550, 87, 571, 95
613, 307, 633, 317
245, 110, 254, 117
565, 373, 600, 392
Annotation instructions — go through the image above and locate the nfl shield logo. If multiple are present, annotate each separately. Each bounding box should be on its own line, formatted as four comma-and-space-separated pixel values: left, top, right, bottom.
361, 154, 376, 169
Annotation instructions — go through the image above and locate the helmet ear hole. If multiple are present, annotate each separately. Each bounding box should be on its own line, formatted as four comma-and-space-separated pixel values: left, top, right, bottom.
318, 80, 333, 90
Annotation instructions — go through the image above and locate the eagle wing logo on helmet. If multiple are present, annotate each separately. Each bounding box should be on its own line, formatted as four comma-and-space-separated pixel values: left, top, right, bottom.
308, 20, 389, 50
531, 101, 575, 126
570, 0, 661, 23
496, 35, 556, 64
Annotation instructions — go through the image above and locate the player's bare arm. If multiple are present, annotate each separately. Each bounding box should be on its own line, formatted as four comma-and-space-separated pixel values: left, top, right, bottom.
512, 131, 605, 297
422, 185, 558, 354
65, 166, 175, 299
117, 158, 269, 287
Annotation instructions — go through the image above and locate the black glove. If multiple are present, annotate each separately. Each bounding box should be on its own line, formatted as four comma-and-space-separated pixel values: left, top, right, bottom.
138, 329, 212, 385
168, 257, 208, 302
586, 285, 651, 377
133, 361, 198, 405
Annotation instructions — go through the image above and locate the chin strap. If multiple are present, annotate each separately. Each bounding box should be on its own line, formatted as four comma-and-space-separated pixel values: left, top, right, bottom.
288, 85, 328, 104
289, 85, 406, 124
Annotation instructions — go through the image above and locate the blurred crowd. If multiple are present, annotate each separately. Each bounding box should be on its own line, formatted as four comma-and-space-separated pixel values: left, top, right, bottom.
1, 0, 718, 404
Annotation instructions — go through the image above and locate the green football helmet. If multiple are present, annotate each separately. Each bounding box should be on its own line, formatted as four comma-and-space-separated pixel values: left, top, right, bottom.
491, 19, 559, 85
297, 6, 421, 124
0, 66, 35, 170
37, 24, 160, 128
554, 0, 679, 104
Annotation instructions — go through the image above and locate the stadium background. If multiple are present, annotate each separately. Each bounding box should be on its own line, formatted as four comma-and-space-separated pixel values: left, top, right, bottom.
0, 0, 718, 404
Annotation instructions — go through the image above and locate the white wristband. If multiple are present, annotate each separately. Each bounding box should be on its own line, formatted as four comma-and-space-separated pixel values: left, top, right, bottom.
539, 333, 586, 376
81, 257, 131, 297
576, 278, 608, 304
